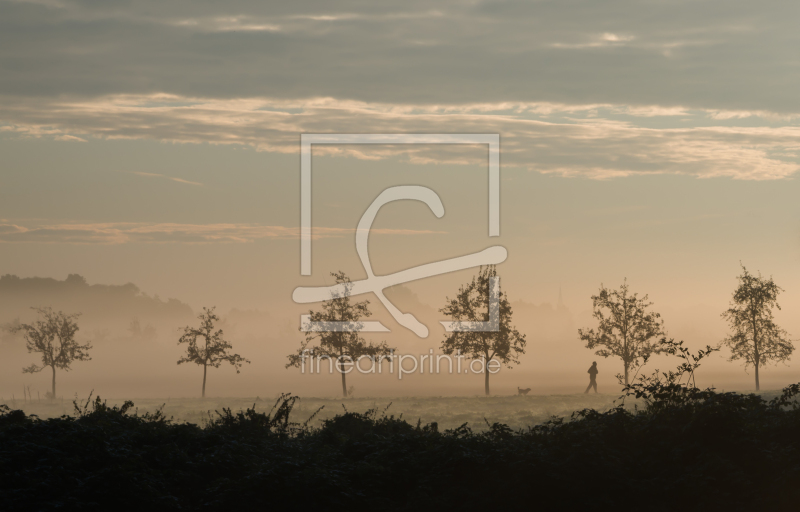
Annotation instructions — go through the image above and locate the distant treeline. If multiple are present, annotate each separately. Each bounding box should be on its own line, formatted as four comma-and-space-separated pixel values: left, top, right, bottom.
0, 273, 193, 326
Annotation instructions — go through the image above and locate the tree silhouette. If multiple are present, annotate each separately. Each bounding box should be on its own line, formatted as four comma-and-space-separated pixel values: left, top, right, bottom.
16, 307, 91, 398
722, 264, 794, 391
440, 266, 526, 396
178, 307, 249, 398
578, 280, 667, 386
286, 271, 393, 397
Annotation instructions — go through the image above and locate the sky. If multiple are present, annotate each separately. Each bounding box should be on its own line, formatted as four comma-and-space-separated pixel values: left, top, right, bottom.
1, 0, 800, 397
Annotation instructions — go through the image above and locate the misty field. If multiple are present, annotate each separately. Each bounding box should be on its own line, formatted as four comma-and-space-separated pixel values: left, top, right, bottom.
4, 389, 787, 430
6, 393, 624, 430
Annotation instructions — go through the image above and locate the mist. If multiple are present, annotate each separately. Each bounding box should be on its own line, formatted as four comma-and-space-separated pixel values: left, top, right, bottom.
3, 267, 797, 404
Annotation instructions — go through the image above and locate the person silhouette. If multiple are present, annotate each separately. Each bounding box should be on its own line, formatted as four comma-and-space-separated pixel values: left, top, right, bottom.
585, 361, 598, 394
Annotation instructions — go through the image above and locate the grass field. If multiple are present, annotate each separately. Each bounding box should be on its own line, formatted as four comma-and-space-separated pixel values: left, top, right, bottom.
5, 389, 785, 431
2, 393, 624, 430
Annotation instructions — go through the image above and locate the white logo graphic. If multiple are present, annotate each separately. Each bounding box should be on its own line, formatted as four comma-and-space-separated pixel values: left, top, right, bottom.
294, 134, 505, 338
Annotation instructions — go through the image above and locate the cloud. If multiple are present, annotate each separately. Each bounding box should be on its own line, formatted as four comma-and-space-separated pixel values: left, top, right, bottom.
54, 134, 86, 142
0, 222, 445, 244
131, 171, 204, 187
550, 32, 635, 48
2, 94, 799, 180
1, 0, 799, 113
170, 16, 281, 33
1, 1, 799, 180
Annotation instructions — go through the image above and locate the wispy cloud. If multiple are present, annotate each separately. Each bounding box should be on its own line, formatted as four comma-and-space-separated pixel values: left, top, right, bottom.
2, 1, 800, 181
2, 94, 799, 180
2, 0, 798, 113
54, 134, 87, 142
170, 16, 282, 32
550, 32, 635, 49
0, 221, 445, 244
131, 171, 204, 187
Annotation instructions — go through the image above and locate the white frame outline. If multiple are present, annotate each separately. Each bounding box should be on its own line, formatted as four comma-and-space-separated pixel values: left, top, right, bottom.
297, 133, 502, 335
300, 133, 500, 275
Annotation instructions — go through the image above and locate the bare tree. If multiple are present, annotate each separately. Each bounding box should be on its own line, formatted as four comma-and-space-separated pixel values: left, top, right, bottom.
178, 307, 249, 398
440, 265, 526, 396
129, 317, 142, 337
129, 317, 156, 341
16, 307, 91, 398
578, 280, 667, 386
1, 317, 23, 344
722, 264, 794, 391
286, 271, 393, 397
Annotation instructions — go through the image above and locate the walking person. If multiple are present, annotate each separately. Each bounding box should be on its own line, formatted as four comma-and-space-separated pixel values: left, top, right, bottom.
585, 361, 598, 394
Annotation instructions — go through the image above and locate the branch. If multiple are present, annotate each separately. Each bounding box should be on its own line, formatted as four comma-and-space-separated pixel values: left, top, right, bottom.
22, 363, 43, 374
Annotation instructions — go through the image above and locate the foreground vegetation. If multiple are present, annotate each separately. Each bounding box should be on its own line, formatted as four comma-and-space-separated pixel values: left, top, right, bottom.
3, 393, 619, 431
3, 380, 800, 510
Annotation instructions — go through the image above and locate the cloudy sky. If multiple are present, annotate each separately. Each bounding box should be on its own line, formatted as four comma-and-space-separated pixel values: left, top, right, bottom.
2, 0, 800, 392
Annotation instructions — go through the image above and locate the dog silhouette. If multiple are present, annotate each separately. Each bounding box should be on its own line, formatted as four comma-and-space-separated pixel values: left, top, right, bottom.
517, 387, 531, 395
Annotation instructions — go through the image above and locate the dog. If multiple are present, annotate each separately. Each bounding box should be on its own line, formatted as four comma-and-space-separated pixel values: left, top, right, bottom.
517, 387, 531, 395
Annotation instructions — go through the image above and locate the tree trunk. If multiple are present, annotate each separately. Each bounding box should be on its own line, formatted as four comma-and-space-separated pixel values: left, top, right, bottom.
753, 311, 760, 391
623, 330, 629, 386
754, 337, 760, 391
202, 363, 207, 398
754, 347, 760, 391
340, 361, 348, 397
755, 364, 760, 391
484, 366, 490, 396
51, 365, 56, 399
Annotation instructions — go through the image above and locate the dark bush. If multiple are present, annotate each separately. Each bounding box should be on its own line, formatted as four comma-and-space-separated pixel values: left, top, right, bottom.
3, 377, 800, 510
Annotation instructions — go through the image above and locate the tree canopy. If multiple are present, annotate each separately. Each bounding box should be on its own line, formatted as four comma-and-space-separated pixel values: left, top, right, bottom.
286, 271, 393, 397
178, 307, 249, 397
722, 264, 794, 391
578, 280, 666, 385
440, 265, 526, 395
17, 307, 91, 398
